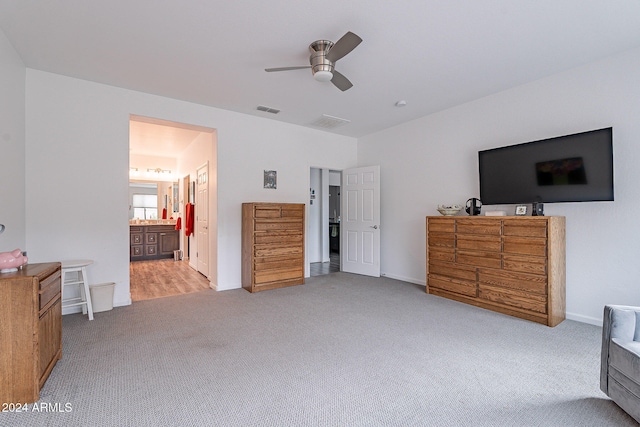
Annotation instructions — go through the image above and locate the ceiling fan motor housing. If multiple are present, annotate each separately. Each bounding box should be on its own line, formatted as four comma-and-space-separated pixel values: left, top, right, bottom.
309, 40, 334, 81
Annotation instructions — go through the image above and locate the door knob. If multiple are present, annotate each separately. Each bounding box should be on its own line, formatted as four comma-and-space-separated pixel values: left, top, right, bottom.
370, 225, 378, 229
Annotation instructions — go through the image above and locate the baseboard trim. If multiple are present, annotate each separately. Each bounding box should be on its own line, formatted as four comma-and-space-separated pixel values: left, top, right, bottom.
214, 282, 241, 292
566, 312, 602, 326
381, 272, 426, 286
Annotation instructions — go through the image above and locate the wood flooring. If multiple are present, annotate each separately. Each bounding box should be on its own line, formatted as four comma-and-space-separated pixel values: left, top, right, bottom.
130, 259, 211, 302
132, 252, 338, 301
310, 252, 340, 277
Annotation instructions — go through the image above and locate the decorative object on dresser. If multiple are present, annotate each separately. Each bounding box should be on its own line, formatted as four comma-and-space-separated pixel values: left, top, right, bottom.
0, 262, 62, 404
436, 205, 462, 216
465, 198, 482, 216
426, 216, 565, 326
242, 202, 305, 292
0, 248, 28, 272
130, 224, 180, 261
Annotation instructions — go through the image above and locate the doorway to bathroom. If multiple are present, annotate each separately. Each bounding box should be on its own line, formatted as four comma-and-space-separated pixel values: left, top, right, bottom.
128, 115, 217, 301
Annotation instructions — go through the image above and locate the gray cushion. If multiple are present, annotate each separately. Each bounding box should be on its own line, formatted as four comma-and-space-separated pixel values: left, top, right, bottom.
601, 305, 640, 423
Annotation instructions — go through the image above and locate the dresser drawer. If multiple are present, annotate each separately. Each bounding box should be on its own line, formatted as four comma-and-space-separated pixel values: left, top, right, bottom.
457, 234, 501, 252
255, 244, 303, 258
255, 267, 304, 284
429, 261, 476, 282
39, 270, 61, 311
428, 232, 454, 248
477, 269, 547, 295
255, 220, 303, 232
503, 236, 546, 257
457, 250, 501, 269
254, 255, 302, 271
254, 206, 282, 218
503, 220, 547, 238
254, 231, 303, 245
281, 205, 304, 218
503, 254, 546, 275
427, 218, 455, 233
456, 220, 502, 236
478, 284, 547, 314
428, 275, 476, 297
428, 247, 455, 263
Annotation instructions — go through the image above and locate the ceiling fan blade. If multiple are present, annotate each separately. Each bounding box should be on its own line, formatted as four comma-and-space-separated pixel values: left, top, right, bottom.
265, 66, 311, 72
326, 31, 362, 63
331, 70, 353, 91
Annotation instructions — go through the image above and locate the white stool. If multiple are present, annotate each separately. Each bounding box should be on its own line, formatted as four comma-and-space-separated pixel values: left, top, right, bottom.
61, 260, 94, 320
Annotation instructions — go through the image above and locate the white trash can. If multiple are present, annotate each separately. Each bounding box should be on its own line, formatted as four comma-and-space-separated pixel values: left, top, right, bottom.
89, 282, 115, 313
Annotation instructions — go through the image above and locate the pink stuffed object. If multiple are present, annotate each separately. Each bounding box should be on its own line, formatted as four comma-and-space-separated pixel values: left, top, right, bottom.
0, 249, 28, 272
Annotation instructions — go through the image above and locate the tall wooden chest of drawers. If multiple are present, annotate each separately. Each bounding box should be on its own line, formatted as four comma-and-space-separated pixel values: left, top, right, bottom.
426, 216, 565, 326
0, 262, 62, 404
242, 203, 305, 292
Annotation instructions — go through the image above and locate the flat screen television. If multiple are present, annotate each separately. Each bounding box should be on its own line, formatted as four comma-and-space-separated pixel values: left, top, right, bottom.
478, 127, 614, 205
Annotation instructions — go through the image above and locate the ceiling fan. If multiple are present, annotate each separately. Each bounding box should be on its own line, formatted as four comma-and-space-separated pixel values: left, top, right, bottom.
265, 31, 362, 91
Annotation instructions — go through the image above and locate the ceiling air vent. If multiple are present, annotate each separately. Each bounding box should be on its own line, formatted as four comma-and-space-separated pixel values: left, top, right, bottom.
310, 114, 351, 129
257, 105, 280, 114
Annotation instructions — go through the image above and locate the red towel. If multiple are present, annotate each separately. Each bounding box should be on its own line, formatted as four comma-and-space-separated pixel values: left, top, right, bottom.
175, 217, 182, 230
185, 203, 195, 236
162, 208, 167, 219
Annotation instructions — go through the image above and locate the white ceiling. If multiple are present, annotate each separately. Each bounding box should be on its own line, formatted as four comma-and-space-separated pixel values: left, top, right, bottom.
2, 0, 640, 140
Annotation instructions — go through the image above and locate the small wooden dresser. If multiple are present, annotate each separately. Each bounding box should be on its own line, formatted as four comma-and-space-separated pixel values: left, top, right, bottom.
0, 262, 62, 404
426, 216, 565, 326
242, 203, 305, 292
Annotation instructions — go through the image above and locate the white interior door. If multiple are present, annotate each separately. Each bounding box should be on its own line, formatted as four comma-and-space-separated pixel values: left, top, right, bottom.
196, 163, 209, 277
341, 165, 380, 277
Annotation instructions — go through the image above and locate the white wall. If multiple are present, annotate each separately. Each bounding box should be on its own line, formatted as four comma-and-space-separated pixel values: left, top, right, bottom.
358, 47, 640, 325
309, 168, 322, 263
0, 29, 26, 250
23, 69, 358, 305
308, 168, 331, 264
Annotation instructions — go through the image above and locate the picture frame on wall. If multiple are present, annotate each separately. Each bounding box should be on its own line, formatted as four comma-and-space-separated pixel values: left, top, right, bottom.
264, 170, 277, 189
515, 205, 527, 216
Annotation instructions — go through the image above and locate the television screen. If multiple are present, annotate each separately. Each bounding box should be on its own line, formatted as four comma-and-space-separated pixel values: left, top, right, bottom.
478, 127, 614, 205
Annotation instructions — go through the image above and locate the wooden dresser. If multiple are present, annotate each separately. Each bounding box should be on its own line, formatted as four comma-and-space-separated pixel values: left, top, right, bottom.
0, 262, 62, 404
426, 216, 565, 326
242, 202, 305, 292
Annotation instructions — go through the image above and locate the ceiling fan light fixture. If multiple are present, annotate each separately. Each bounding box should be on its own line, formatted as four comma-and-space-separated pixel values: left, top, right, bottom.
314, 70, 333, 82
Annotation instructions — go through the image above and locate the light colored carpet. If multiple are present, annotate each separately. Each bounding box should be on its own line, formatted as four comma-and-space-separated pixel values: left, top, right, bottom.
2, 272, 635, 426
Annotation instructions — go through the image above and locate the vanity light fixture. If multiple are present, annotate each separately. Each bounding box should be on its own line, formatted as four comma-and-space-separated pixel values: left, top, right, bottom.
130, 167, 174, 181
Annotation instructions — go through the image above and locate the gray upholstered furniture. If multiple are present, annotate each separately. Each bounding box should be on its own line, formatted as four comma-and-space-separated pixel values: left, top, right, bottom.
600, 305, 640, 423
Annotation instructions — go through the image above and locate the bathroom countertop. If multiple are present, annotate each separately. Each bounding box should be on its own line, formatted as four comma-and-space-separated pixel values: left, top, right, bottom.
130, 221, 177, 226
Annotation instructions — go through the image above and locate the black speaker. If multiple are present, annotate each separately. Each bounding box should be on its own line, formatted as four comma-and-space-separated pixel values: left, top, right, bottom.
465, 198, 482, 216
532, 202, 544, 216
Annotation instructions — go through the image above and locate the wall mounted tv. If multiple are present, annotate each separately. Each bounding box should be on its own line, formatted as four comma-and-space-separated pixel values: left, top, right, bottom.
478, 127, 613, 205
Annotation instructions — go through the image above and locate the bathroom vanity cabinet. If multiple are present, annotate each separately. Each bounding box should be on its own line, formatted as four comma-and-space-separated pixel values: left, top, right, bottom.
130, 224, 179, 261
